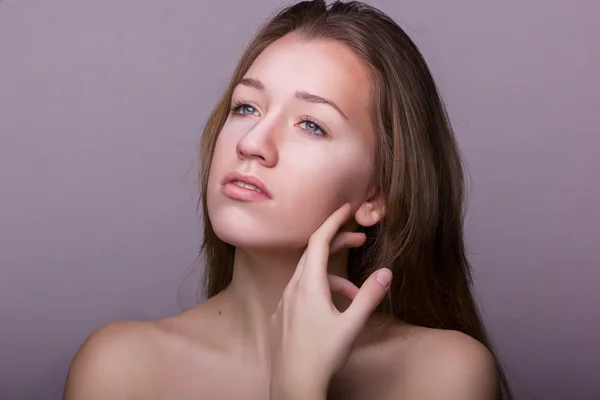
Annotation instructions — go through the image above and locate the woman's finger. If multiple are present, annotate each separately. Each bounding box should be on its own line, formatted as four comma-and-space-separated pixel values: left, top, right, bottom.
302, 203, 353, 283
328, 274, 359, 300
344, 268, 392, 331
330, 231, 366, 254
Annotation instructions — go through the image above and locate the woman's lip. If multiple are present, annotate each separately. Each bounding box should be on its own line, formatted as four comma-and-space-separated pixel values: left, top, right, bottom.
221, 182, 271, 202
221, 171, 272, 199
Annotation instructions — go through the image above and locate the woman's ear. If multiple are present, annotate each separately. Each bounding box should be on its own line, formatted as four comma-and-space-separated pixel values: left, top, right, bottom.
354, 187, 385, 227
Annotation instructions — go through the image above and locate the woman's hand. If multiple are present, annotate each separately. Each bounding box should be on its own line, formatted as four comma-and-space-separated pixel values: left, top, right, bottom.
269, 203, 393, 399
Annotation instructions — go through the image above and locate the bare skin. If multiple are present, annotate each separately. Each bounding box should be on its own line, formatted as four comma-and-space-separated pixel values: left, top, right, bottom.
64, 298, 497, 399
64, 208, 496, 399
64, 34, 498, 399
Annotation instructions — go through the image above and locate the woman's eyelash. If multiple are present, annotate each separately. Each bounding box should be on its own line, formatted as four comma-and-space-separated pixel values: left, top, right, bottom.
298, 117, 327, 137
229, 102, 327, 137
230, 101, 256, 114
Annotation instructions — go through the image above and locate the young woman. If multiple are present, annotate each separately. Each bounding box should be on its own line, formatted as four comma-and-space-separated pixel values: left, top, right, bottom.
64, 1, 512, 399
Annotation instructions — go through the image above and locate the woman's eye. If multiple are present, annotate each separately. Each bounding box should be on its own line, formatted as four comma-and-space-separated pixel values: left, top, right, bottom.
298, 120, 325, 136
232, 103, 259, 116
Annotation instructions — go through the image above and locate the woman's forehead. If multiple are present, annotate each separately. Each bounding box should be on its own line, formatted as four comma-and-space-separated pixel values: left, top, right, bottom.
242, 34, 373, 114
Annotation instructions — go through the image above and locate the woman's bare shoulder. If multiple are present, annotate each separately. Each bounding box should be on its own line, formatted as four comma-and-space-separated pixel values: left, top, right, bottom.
63, 304, 223, 399
63, 319, 165, 399
386, 325, 499, 399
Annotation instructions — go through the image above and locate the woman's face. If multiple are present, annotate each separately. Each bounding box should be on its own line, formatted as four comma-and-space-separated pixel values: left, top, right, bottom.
207, 34, 378, 251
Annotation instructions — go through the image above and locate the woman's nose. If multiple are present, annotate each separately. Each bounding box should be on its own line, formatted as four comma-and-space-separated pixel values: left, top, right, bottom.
235, 119, 279, 167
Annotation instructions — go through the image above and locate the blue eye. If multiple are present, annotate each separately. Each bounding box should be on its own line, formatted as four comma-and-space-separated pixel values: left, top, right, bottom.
230, 102, 259, 116
298, 119, 326, 136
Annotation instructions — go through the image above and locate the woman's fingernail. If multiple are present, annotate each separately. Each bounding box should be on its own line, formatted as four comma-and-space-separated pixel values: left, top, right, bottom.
376, 268, 392, 288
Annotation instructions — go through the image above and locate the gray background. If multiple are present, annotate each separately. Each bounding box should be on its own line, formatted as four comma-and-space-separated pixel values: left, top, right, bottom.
1, 0, 598, 398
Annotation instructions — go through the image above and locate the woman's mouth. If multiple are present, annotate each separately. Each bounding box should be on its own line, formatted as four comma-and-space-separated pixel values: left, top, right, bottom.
221, 171, 272, 202
231, 180, 264, 193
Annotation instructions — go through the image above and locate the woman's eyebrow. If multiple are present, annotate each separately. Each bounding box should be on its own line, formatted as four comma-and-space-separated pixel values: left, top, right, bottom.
237, 77, 265, 91
294, 90, 348, 120
236, 77, 348, 120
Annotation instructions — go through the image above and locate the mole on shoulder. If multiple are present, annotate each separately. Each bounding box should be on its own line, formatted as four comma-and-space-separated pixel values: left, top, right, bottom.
219, 310, 222, 316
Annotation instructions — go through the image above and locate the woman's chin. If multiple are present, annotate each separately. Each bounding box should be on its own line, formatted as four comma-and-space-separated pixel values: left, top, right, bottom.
213, 226, 306, 253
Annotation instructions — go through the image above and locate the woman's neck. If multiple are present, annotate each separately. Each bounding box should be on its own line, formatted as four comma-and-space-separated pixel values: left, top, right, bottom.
219, 246, 350, 362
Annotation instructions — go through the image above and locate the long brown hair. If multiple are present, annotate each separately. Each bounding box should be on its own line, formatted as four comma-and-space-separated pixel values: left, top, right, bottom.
197, 1, 511, 398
